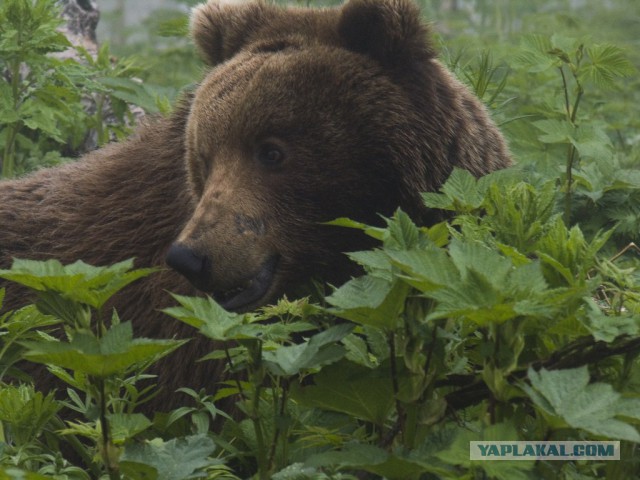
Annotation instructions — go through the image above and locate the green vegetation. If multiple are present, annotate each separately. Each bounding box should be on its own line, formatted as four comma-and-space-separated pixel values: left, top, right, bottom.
0, 0, 168, 178
1, 0, 639, 478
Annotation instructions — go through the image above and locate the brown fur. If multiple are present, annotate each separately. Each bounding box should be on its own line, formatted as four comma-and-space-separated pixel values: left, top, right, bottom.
0, 0, 511, 412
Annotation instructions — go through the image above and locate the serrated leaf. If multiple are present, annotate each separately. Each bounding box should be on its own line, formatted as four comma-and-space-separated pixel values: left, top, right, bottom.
97, 76, 160, 114
581, 44, 636, 88
571, 124, 613, 160
449, 240, 512, 285
513, 35, 557, 73
387, 247, 457, 292
347, 250, 393, 280
384, 209, 421, 249
533, 119, 575, 145
422, 191, 455, 210
0, 258, 155, 309
120, 435, 217, 480
441, 168, 484, 209
163, 293, 246, 340
21, 324, 185, 377
436, 422, 533, 480
263, 323, 352, 376
326, 276, 409, 329
108, 413, 152, 443
342, 333, 378, 368
579, 297, 639, 342
292, 361, 395, 425
523, 367, 640, 442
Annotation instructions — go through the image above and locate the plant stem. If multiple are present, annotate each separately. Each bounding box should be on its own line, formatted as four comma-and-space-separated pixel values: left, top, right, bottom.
98, 378, 118, 480
387, 332, 405, 445
559, 61, 585, 225
268, 378, 289, 471
2, 58, 23, 178
564, 145, 576, 225
224, 344, 246, 400
248, 341, 268, 479
95, 94, 106, 146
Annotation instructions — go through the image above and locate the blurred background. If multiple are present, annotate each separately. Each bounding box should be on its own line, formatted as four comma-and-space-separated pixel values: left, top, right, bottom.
95, 0, 640, 167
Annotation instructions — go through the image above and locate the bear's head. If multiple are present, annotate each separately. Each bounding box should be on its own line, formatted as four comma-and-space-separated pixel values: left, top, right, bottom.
166, 0, 511, 311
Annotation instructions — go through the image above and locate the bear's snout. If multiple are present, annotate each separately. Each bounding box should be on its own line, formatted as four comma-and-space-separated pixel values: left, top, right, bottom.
166, 243, 211, 292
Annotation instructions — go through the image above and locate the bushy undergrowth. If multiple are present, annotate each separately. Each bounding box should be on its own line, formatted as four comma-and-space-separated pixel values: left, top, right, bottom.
0, 0, 168, 178
1, 0, 639, 479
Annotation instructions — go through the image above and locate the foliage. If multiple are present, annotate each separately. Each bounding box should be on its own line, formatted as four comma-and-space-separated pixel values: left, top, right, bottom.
0, 0, 168, 178
1, 1, 640, 479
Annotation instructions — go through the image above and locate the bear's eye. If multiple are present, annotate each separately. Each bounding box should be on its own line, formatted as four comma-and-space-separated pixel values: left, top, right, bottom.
257, 143, 285, 168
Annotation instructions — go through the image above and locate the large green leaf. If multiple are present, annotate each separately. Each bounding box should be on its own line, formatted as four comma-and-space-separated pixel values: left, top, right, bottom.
263, 323, 352, 376
120, 435, 218, 480
326, 276, 409, 329
0, 469, 51, 480
162, 293, 246, 340
581, 44, 636, 88
435, 422, 534, 480
292, 361, 395, 426
21, 322, 185, 377
523, 367, 640, 442
422, 168, 484, 212
579, 297, 639, 342
0, 258, 155, 309
386, 247, 458, 292
108, 413, 152, 443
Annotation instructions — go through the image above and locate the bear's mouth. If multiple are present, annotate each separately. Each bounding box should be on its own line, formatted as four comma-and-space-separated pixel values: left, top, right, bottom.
213, 256, 279, 311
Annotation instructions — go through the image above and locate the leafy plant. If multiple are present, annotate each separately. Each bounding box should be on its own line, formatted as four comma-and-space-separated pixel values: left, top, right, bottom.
1, 1, 640, 479
514, 34, 635, 224
0, 260, 186, 478
0, 0, 168, 178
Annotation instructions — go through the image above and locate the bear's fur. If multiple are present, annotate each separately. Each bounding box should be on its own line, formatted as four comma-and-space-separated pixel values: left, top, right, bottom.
0, 0, 511, 411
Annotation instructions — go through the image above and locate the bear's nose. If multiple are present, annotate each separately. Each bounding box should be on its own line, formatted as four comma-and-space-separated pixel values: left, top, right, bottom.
166, 243, 210, 290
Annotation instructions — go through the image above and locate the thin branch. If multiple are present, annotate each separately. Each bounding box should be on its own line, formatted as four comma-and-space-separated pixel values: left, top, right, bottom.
443, 336, 640, 410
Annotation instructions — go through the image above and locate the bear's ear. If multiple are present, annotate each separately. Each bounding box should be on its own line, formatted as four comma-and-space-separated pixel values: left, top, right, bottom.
190, 1, 277, 66
338, 0, 435, 70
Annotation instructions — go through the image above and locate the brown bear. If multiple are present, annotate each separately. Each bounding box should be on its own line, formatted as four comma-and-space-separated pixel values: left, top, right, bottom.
0, 0, 511, 411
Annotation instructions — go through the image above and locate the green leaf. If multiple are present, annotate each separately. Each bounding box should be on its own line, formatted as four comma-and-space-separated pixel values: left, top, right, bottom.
120, 435, 218, 480
384, 209, 421, 249
347, 250, 394, 280
422, 168, 484, 212
97, 76, 160, 114
571, 124, 613, 160
292, 361, 395, 425
387, 247, 458, 292
0, 384, 60, 446
0, 258, 156, 310
305, 442, 388, 470
533, 119, 575, 145
326, 276, 409, 329
436, 422, 534, 480
579, 297, 639, 342
324, 217, 386, 241
21, 322, 186, 377
513, 35, 557, 73
0, 469, 52, 480
108, 413, 152, 443
581, 44, 636, 88
523, 367, 640, 442
163, 293, 247, 340
342, 333, 379, 368
263, 323, 353, 376
449, 240, 512, 284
